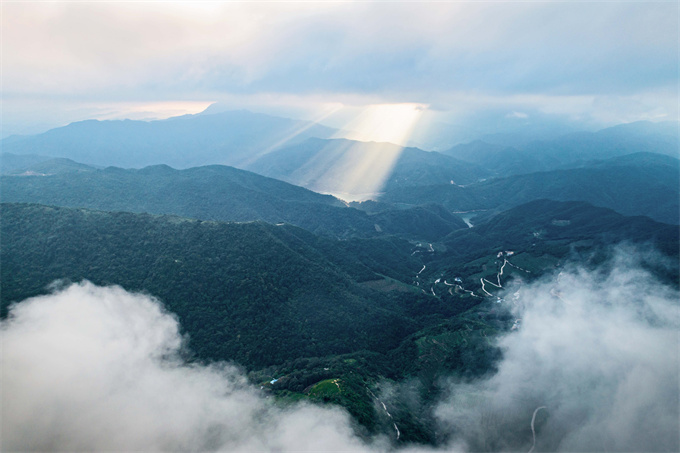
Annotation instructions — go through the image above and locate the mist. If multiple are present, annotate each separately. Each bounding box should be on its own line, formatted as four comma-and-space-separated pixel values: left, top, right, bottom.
435, 251, 679, 452
2, 251, 678, 452
1, 282, 378, 452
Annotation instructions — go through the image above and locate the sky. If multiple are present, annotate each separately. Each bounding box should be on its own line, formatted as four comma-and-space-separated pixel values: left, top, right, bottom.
2, 1, 678, 139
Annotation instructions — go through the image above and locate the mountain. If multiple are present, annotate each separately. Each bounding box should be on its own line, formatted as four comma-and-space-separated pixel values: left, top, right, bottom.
246, 137, 489, 196
0, 203, 429, 367
380, 152, 680, 224
0, 161, 467, 240
4, 196, 675, 441
370, 204, 468, 237
440, 140, 544, 175
1, 110, 337, 169
405, 200, 678, 314
1, 154, 97, 175
443, 121, 679, 178
441, 199, 679, 260
519, 120, 678, 164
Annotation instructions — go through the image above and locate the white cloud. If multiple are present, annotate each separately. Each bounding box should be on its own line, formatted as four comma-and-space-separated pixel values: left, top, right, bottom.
436, 250, 679, 452
0, 281, 380, 452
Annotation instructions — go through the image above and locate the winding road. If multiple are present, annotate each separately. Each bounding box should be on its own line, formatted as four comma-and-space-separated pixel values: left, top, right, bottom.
528, 406, 547, 453
366, 388, 401, 441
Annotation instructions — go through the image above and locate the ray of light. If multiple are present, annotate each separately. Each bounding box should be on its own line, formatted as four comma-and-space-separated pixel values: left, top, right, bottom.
240, 103, 344, 167
334, 103, 427, 146
315, 103, 427, 201
316, 141, 403, 202
287, 139, 356, 190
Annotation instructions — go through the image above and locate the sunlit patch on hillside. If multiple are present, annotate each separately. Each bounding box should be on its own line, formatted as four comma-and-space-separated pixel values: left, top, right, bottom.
314, 140, 403, 202
316, 103, 427, 201
289, 139, 407, 202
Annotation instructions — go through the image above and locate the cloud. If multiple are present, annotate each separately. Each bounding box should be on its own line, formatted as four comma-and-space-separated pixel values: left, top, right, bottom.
0, 281, 379, 452
2, 1, 677, 136
7, 2, 675, 99
2, 249, 678, 452
435, 250, 679, 452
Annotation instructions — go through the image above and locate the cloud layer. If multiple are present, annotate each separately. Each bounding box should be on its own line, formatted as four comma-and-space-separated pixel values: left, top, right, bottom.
5, 3, 676, 99
2, 251, 678, 451
3, 2, 677, 135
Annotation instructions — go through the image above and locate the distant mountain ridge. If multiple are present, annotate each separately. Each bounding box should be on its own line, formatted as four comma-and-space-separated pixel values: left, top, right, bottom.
1, 110, 337, 169
380, 152, 680, 224
3, 110, 678, 211
443, 121, 679, 176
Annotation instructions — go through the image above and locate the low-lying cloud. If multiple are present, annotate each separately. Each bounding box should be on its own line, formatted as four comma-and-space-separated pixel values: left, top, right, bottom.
2, 251, 678, 452
1, 282, 378, 452
436, 252, 679, 452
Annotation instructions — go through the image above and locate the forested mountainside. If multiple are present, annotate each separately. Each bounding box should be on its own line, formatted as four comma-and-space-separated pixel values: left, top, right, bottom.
0, 163, 467, 240
4, 199, 676, 442
380, 152, 680, 224
2, 202, 499, 440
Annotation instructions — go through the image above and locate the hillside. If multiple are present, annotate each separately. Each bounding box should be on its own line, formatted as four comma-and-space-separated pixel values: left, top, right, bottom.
1, 153, 56, 174
405, 200, 679, 320
443, 199, 679, 259
1, 154, 97, 175
380, 152, 680, 224
440, 140, 540, 175
1, 163, 465, 240
1, 203, 435, 365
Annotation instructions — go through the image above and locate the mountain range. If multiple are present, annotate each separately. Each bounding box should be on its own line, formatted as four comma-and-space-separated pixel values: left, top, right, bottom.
0, 161, 468, 240
380, 152, 679, 224
4, 195, 677, 440
1, 110, 336, 169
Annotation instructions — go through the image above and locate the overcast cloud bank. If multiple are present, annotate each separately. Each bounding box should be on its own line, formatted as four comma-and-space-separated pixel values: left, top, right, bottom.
3, 2, 677, 136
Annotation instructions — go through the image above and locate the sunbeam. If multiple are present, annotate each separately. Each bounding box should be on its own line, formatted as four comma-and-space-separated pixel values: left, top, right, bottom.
335, 103, 427, 146
240, 103, 344, 167
311, 102, 427, 200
